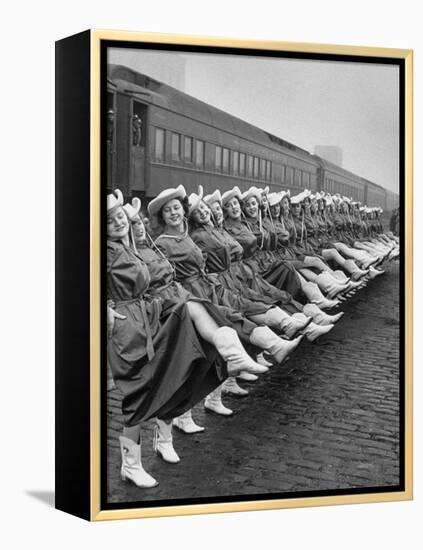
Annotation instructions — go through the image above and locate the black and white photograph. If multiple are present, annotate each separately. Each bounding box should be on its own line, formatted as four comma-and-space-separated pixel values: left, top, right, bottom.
104, 42, 404, 510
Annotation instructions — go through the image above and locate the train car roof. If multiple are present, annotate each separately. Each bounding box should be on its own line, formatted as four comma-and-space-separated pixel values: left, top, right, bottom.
313, 155, 366, 183
360, 176, 390, 193
314, 155, 391, 194
108, 65, 398, 201
108, 64, 313, 160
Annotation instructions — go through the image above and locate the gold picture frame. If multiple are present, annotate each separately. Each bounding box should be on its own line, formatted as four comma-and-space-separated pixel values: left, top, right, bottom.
55, 29, 413, 521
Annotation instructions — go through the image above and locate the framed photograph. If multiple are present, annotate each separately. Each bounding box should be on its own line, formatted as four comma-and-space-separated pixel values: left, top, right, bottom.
55, 30, 413, 521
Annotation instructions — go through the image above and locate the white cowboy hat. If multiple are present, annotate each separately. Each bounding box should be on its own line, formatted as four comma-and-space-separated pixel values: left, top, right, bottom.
107, 189, 124, 213
325, 194, 334, 206
122, 197, 142, 221
188, 185, 204, 215
147, 185, 186, 218
203, 189, 222, 206
221, 186, 242, 206
267, 191, 283, 207
290, 190, 309, 205
258, 185, 270, 196
241, 186, 262, 204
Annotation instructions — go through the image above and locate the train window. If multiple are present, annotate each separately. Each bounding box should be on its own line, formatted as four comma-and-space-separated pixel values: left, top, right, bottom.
184, 136, 193, 163
215, 146, 222, 170
171, 133, 181, 162
222, 148, 230, 173
260, 159, 266, 180
247, 155, 253, 177
154, 128, 165, 162
286, 166, 294, 186
253, 157, 259, 179
195, 140, 204, 168
233, 151, 239, 176
302, 171, 310, 188
239, 153, 246, 176
294, 169, 301, 187
265, 160, 272, 182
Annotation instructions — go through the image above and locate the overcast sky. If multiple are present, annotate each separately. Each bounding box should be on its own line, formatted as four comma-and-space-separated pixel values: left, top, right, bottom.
109, 49, 399, 194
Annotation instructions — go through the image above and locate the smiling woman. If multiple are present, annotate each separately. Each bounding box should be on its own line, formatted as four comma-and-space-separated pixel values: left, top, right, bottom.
106, 188, 269, 488
55, 29, 411, 522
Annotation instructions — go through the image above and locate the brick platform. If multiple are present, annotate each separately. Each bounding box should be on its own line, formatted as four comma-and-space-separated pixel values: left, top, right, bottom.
106, 262, 400, 504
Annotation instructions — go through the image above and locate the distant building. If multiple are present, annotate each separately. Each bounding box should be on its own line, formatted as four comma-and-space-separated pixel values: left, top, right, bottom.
108, 49, 186, 91
314, 146, 343, 167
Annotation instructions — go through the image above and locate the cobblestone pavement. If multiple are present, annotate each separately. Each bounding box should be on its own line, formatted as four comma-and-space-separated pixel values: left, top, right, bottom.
106, 262, 401, 504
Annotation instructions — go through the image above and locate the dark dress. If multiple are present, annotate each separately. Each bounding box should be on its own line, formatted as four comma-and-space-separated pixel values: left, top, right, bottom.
303, 213, 323, 252
332, 212, 355, 245
107, 239, 225, 426
262, 215, 308, 270
189, 224, 274, 316
224, 217, 303, 300
154, 230, 258, 341
191, 223, 302, 313
291, 214, 319, 256
314, 213, 335, 249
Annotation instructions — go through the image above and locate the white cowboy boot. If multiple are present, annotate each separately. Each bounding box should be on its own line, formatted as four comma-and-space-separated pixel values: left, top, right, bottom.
302, 322, 334, 342
119, 435, 158, 488
315, 272, 350, 299
212, 327, 268, 376
222, 376, 249, 396
302, 281, 340, 309
262, 307, 289, 330
316, 297, 340, 310
368, 265, 385, 279
256, 352, 273, 367
346, 279, 363, 291
263, 307, 311, 337
173, 409, 204, 434
250, 326, 303, 364
343, 259, 369, 280
264, 307, 311, 338
237, 371, 258, 382
361, 256, 380, 269
331, 270, 350, 283
388, 248, 400, 261
302, 304, 344, 326
154, 419, 180, 463
280, 314, 313, 338
204, 385, 233, 416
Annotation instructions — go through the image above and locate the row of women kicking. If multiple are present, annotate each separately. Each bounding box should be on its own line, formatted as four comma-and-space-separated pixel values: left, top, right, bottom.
106, 183, 399, 489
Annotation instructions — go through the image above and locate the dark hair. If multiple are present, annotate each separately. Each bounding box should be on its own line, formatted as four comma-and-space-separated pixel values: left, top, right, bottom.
157, 195, 190, 225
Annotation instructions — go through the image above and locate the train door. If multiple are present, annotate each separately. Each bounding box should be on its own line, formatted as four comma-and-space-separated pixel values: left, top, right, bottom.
106, 90, 117, 192
129, 100, 148, 196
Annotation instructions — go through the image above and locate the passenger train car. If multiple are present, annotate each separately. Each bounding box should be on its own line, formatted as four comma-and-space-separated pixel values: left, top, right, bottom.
106, 65, 398, 214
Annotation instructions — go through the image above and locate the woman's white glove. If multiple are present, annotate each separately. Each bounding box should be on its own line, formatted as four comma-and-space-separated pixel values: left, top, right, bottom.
107, 306, 126, 339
